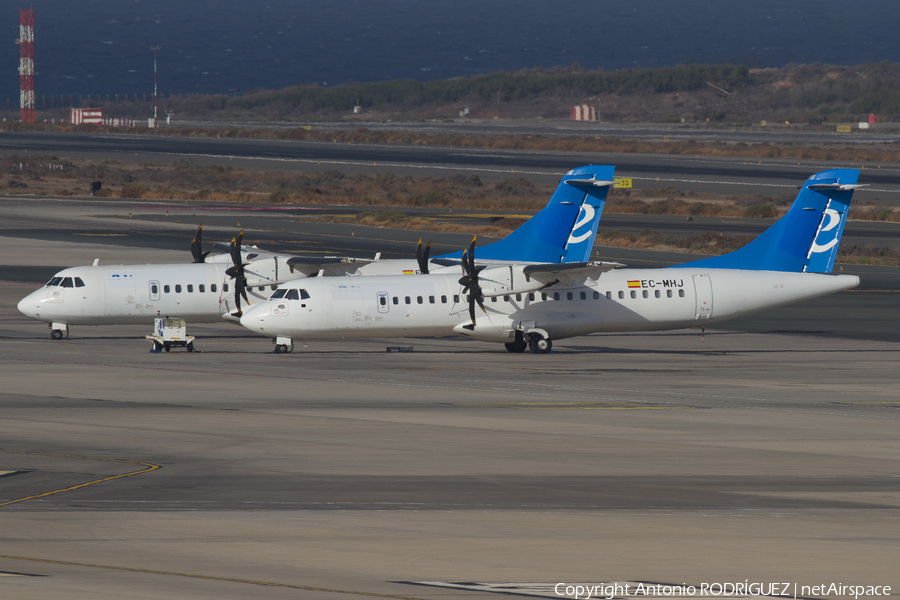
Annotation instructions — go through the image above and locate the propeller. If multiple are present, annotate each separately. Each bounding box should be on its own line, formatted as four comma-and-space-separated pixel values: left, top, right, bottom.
457, 236, 487, 325
416, 238, 432, 274
190, 224, 210, 263
224, 230, 249, 315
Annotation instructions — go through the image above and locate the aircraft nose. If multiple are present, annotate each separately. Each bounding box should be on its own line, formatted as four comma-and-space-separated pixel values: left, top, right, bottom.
17, 293, 37, 318
239, 303, 268, 334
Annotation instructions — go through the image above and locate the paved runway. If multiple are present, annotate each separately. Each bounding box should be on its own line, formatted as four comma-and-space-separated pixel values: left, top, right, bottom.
3, 131, 900, 200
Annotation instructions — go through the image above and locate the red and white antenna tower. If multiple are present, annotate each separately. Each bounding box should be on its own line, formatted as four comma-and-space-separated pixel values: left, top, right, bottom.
16, 9, 35, 124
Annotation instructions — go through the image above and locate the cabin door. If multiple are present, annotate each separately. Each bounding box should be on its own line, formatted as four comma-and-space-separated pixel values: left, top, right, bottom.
692, 274, 713, 320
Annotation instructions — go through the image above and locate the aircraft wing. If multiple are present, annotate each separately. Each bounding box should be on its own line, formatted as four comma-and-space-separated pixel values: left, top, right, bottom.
286, 256, 375, 276
522, 261, 624, 286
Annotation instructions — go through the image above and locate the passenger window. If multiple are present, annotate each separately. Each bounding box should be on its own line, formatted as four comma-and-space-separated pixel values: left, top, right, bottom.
164, 285, 170, 293
61, 278, 74, 288
594, 291, 601, 300
392, 297, 399, 305
46, 277, 62, 287
224, 284, 229, 292
541, 293, 548, 301
271, 289, 287, 299
270, 285, 277, 291
405, 296, 411, 305
566, 292, 573, 301
211, 284, 217, 293
187, 285, 193, 293
74, 277, 85, 287
199, 284, 205, 293
679, 289, 685, 298
605, 291, 611, 299
630, 291, 636, 299
429, 296, 435, 304
258, 287, 265, 292
151, 284, 158, 295
175, 285, 182, 293
655, 290, 660, 298
667, 290, 673, 298
642, 290, 648, 298
417, 296, 423, 304
528, 293, 535, 301
441, 295, 447, 303
380, 297, 387, 306
553, 292, 560, 301
300, 289, 310, 299
491, 296, 497, 303
580, 292, 586, 300
286, 289, 300, 300
516, 294, 522, 301
618, 291, 624, 299
453, 295, 460, 303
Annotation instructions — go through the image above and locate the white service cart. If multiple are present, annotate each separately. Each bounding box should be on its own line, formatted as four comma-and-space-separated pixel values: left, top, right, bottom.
146, 318, 196, 353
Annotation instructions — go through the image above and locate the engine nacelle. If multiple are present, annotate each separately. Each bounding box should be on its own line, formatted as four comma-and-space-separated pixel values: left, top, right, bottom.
243, 256, 301, 287
478, 265, 548, 298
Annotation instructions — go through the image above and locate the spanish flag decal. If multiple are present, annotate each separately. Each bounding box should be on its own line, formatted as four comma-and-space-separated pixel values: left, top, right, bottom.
402, 269, 415, 275
627, 280, 641, 288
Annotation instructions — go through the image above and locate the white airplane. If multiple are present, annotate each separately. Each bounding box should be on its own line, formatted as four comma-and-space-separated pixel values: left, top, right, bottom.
16, 165, 616, 342
239, 169, 862, 353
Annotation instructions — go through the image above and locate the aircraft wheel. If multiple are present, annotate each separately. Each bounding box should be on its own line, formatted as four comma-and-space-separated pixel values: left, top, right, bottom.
505, 340, 528, 353
275, 344, 292, 354
50, 329, 63, 340
530, 335, 552, 354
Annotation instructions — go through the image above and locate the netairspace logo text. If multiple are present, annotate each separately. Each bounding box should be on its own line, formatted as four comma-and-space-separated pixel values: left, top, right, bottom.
554, 582, 892, 600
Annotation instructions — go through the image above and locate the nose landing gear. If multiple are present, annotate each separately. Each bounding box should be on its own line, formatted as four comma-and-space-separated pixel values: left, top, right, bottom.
274, 337, 294, 354
50, 323, 69, 340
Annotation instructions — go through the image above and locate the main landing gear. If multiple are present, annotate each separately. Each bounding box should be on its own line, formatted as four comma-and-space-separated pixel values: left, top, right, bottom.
50, 323, 69, 340
507, 331, 552, 354
274, 337, 294, 354
529, 334, 552, 354
504, 331, 528, 353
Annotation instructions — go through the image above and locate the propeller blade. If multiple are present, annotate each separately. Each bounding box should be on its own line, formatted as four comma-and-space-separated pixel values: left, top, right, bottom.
467, 236, 476, 274
415, 239, 432, 274
191, 224, 209, 263
227, 230, 248, 315
468, 294, 476, 325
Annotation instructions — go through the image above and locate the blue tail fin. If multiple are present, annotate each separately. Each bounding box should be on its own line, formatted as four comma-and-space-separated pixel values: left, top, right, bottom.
672, 169, 859, 273
437, 165, 615, 263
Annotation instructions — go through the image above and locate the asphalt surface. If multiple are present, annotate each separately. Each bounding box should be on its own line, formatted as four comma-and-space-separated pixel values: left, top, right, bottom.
179, 117, 900, 145
3, 131, 900, 200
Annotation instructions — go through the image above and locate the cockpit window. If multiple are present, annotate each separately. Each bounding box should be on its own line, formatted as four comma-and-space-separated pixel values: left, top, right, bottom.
74, 277, 85, 287
271, 289, 287, 299
286, 289, 300, 300
46, 277, 63, 287
60, 277, 74, 288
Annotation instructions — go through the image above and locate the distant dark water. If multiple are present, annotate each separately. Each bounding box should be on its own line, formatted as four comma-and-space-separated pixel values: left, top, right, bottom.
3, 0, 900, 104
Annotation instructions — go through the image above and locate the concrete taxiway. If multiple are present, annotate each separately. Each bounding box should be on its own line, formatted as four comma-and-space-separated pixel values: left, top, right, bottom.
0, 194, 899, 598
